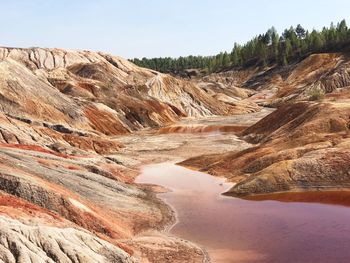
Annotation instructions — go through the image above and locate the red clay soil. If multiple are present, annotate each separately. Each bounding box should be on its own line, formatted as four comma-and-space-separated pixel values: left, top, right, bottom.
241, 102, 311, 139
77, 82, 100, 96
180, 100, 350, 196
242, 101, 350, 146
0, 193, 64, 221
97, 163, 137, 183
0, 160, 133, 239
0, 143, 71, 158
244, 191, 350, 207
84, 106, 130, 135
62, 133, 123, 154
0, 192, 135, 254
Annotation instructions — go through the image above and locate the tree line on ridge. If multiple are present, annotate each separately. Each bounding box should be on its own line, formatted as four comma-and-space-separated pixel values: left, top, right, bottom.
130, 20, 350, 74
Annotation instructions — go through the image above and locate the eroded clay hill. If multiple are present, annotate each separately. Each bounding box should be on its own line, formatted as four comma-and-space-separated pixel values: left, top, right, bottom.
179, 53, 350, 198
200, 52, 350, 105
0, 47, 261, 155
0, 47, 241, 262
180, 99, 350, 197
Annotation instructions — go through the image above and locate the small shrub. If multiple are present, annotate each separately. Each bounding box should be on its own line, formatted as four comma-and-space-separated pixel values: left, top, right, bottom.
308, 87, 325, 101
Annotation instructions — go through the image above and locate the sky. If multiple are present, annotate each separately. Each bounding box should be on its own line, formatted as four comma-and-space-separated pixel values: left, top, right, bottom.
0, 0, 349, 59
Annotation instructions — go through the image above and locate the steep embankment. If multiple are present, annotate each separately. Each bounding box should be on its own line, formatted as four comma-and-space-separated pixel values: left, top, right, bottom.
180, 100, 350, 196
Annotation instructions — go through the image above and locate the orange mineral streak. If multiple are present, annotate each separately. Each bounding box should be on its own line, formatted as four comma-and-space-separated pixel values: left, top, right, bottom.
62, 133, 123, 154
244, 191, 350, 207
66, 165, 81, 171
84, 106, 130, 135
0, 143, 71, 158
0, 193, 64, 223
0, 161, 133, 239
35, 126, 123, 154
77, 82, 100, 96
97, 163, 137, 183
0, 192, 135, 254
35, 158, 84, 172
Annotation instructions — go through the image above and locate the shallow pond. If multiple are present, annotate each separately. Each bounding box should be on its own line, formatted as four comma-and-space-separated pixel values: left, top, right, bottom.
137, 163, 350, 263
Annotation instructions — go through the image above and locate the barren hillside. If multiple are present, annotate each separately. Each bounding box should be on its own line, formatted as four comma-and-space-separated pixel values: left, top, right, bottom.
200, 53, 350, 106
182, 101, 349, 191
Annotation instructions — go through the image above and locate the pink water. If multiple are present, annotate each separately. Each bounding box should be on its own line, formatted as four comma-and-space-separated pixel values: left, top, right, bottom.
137, 163, 350, 263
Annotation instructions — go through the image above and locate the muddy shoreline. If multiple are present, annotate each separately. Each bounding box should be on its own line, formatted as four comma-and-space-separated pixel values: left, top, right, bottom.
135, 163, 220, 262
136, 163, 350, 263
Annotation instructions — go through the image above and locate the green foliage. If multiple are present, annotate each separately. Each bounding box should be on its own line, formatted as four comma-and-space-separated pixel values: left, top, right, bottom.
130, 20, 350, 73
308, 87, 325, 101
296, 24, 306, 39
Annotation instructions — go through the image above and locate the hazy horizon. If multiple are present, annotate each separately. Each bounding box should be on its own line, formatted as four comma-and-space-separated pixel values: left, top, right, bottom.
1, 0, 349, 59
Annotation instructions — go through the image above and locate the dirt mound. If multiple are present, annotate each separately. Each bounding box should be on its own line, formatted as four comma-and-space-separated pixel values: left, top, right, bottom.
180, 100, 350, 197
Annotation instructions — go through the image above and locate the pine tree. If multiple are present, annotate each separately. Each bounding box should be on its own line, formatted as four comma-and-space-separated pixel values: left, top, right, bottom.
130, 19, 349, 72
282, 55, 288, 66
271, 27, 280, 62
230, 43, 242, 66
222, 52, 230, 67
309, 30, 324, 51
296, 24, 306, 39
285, 39, 292, 57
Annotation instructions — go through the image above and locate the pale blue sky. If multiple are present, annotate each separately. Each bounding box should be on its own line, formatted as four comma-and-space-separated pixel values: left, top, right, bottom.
0, 0, 349, 58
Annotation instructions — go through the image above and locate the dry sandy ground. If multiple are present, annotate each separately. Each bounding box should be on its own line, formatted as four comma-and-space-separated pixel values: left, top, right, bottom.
113, 109, 274, 168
